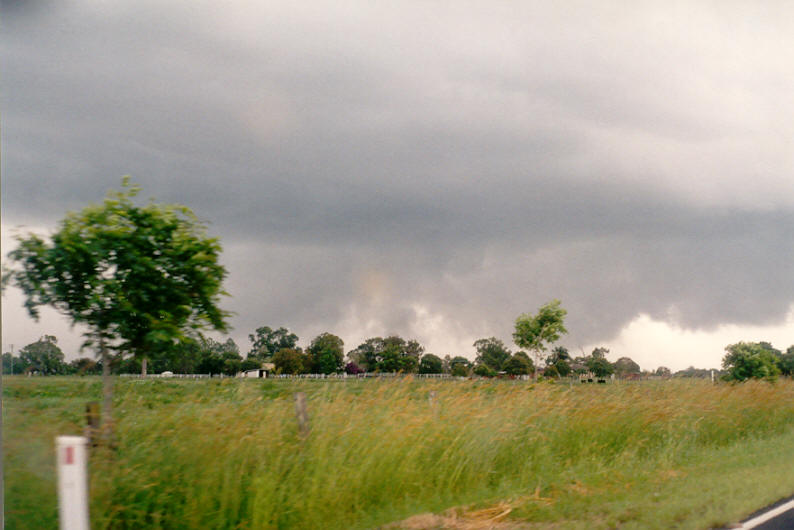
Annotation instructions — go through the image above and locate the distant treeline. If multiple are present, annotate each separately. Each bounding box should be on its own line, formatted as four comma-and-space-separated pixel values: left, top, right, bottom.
5, 327, 790, 381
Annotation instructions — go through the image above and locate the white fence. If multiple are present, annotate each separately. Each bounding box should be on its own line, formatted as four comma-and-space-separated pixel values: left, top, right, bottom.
119, 372, 467, 380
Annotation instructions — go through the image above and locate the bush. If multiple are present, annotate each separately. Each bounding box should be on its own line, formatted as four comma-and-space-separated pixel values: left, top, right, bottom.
473, 364, 495, 377
722, 342, 781, 382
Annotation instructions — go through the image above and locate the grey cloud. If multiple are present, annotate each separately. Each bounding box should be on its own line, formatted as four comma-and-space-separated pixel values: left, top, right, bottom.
2, 2, 793, 360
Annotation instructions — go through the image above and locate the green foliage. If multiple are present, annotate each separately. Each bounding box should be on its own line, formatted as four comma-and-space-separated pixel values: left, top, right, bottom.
473, 363, 496, 377
307, 332, 344, 374
722, 342, 781, 382
554, 359, 571, 377
7, 177, 230, 367
449, 356, 471, 377
248, 326, 299, 361
240, 358, 261, 371
545, 346, 571, 377
272, 347, 309, 375
347, 336, 423, 373
779, 346, 794, 376
503, 353, 533, 375
655, 366, 672, 377
3, 352, 28, 375
195, 338, 242, 376
587, 356, 614, 378
69, 357, 102, 375
418, 353, 444, 374
18, 336, 66, 375
513, 300, 568, 368
473, 337, 511, 372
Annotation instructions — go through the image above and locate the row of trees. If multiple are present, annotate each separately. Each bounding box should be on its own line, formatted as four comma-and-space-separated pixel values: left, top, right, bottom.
5, 181, 787, 387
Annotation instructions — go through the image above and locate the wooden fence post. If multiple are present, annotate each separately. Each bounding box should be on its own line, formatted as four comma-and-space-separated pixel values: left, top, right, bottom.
84, 402, 100, 447
294, 392, 310, 437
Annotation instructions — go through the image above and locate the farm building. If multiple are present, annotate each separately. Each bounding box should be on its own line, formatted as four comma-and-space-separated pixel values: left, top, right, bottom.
239, 363, 275, 378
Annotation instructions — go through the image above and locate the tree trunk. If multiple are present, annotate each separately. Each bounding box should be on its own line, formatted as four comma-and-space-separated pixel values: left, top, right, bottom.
100, 336, 114, 444
141, 357, 147, 376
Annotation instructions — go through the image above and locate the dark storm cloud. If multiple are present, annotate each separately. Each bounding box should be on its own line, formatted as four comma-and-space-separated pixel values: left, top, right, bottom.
3, 2, 793, 358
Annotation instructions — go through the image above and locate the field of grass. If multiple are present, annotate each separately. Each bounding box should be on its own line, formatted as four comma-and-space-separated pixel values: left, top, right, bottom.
5, 376, 794, 529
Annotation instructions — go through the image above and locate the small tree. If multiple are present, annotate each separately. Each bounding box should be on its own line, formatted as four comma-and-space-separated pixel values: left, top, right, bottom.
473, 337, 511, 372
504, 353, 533, 376
273, 347, 309, 375
418, 353, 444, 374
449, 356, 472, 377
587, 356, 614, 378
546, 346, 571, 377
473, 364, 495, 377
307, 332, 344, 374
7, 178, 230, 436
513, 300, 568, 378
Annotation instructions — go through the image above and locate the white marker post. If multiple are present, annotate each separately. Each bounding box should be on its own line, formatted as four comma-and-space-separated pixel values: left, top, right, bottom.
56, 436, 90, 530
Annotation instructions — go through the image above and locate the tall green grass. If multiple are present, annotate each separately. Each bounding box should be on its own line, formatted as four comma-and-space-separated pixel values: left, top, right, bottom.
5, 377, 794, 529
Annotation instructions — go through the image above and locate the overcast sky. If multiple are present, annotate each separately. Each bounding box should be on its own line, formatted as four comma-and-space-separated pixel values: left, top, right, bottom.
2, 1, 793, 371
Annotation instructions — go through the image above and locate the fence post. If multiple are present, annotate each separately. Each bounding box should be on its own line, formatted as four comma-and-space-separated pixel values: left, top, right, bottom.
56, 436, 90, 530
294, 392, 310, 438
84, 402, 100, 446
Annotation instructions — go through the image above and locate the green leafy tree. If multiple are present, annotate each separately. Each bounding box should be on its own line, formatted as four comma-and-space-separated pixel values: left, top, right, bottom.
546, 346, 571, 377
404, 339, 425, 364
591, 347, 609, 359
504, 353, 533, 376
655, 366, 671, 377
554, 359, 571, 377
449, 356, 471, 377
546, 346, 570, 365
7, 178, 230, 435
273, 347, 309, 375
2, 353, 27, 375
473, 363, 496, 377
779, 346, 794, 377
513, 300, 568, 378
722, 342, 781, 382
18, 335, 66, 375
307, 332, 344, 374
248, 326, 299, 361
473, 337, 512, 372
418, 353, 444, 374
587, 356, 614, 378
347, 338, 381, 372
378, 336, 412, 373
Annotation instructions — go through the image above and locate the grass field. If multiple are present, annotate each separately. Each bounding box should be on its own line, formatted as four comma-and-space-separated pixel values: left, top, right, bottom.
4, 376, 794, 529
